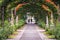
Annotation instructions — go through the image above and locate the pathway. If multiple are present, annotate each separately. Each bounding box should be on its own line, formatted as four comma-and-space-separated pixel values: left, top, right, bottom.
20, 24, 42, 40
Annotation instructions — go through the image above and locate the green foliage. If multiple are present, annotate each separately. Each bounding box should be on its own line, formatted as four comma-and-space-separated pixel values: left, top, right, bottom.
0, 0, 4, 6
37, 16, 60, 39
37, 20, 45, 29
45, 2, 57, 12
0, 19, 25, 40
46, 29, 55, 35
0, 24, 13, 40
0, 20, 15, 40
48, 35, 55, 39
46, 22, 60, 39
16, 19, 25, 29
52, 0, 60, 4
53, 22, 60, 39
53, 13, 59, 19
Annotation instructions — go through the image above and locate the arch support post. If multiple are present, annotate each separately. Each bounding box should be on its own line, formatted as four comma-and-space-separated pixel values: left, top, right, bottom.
10, 9, 14, 26
16, 15, 18, 25
14, 8, 18, 25
57, 4, 60, 15
46, 14, 49, 28
50, 12, 54, 29
57, 4, 60, 22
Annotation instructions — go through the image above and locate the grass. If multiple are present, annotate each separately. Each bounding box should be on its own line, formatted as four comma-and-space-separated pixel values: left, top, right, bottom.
13, 31, 18, 35
44, 32, 55, 39
8, 31, 18, 39
47, 35, 55, 39
8, 35, 16, 39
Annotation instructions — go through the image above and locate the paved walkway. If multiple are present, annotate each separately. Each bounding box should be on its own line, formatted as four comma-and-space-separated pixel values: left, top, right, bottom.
20, 24, 42, 40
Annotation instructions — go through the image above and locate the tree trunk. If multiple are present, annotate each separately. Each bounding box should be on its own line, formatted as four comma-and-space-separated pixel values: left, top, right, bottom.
0, 7, 1, 26
1, 6, 4, 27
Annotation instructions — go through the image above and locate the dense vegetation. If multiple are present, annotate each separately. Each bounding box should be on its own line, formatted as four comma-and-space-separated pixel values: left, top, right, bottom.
0, 19, 25, 40
0, 0, 60, 40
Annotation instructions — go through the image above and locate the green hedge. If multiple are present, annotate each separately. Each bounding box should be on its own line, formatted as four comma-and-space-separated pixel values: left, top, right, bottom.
46, 22, 60, 39
37, 20, 45, 29
0, 19, 25, 40
54, 22, 60, 39
37, 20, 60, 40
15, 19, 25, 29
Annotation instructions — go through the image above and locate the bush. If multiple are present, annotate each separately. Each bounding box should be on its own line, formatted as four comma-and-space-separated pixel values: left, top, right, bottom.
46, 22, 60, 39
46, 29, 55, 35
37, 20, 45, 28
37, 20, 60, 39
15, 19, 25, 29
0, 23, 15, 40
0, 19, 25, 40
54, 24, 60, 39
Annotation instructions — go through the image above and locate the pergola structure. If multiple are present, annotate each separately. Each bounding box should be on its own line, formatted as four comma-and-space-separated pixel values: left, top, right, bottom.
0, 0, 58, 27
11, 0, 57, 28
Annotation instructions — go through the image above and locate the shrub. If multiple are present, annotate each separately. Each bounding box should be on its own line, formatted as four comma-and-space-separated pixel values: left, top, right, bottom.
0, 19, 25, 40
37, 20, 60, 39
46, 22, 60, 39
54, 24, 60, 39
47, 29, 55, 35
37, 20, 45, 28
0, 24, 15, 40
16, 19, 25, 29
